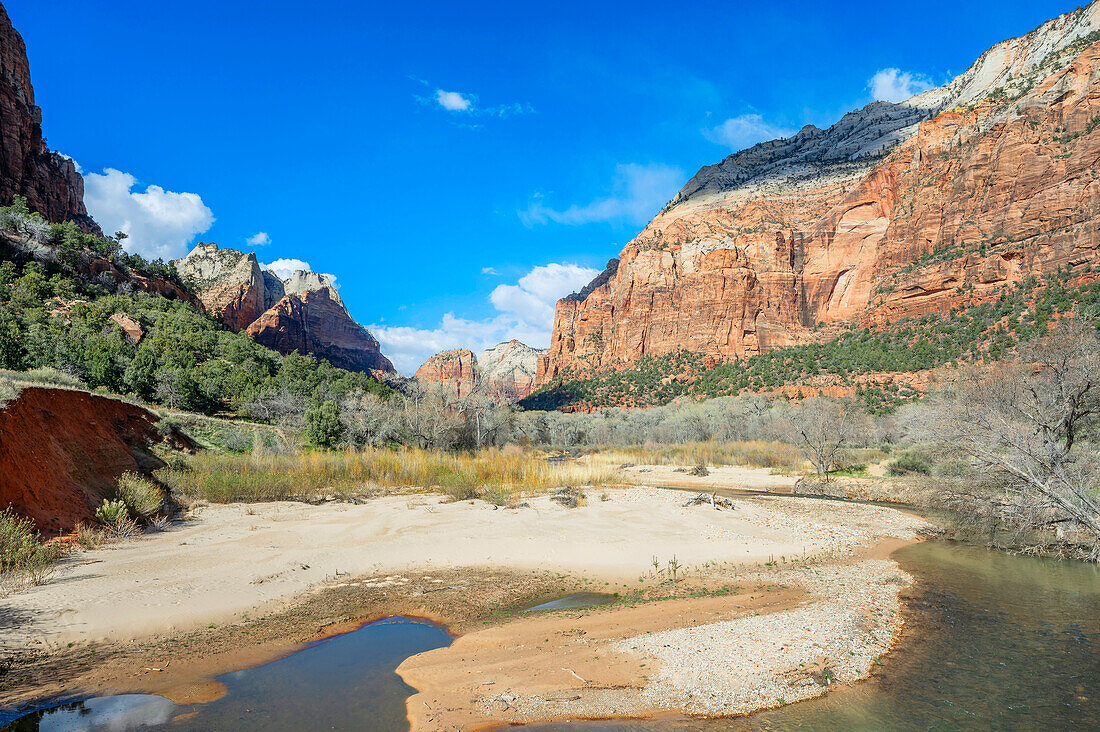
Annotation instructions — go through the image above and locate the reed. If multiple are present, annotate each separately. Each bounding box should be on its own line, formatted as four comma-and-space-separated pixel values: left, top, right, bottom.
158, 447, 623, 504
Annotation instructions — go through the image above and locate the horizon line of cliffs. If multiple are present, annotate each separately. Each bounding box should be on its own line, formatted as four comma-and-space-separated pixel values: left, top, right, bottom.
536, 1, 1100, 385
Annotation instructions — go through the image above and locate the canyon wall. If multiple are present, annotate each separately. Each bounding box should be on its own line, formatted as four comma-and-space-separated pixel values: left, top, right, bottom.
0, 4, 100, 234
176, 242, 395, 374
539, 3, 1100, 383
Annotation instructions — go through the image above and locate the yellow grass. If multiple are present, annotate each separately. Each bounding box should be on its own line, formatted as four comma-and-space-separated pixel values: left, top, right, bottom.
590, 441, 805, 472
158, 446, 623, 504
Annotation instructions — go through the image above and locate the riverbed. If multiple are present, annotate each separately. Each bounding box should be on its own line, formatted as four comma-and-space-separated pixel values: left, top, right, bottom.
4, 539, 1097, 730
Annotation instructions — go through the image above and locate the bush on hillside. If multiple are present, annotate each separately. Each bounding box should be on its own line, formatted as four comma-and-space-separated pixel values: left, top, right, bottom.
115, 472, 164, 519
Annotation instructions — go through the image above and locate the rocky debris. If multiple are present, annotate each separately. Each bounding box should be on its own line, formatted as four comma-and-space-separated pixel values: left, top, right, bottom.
109, 312, 143, 343
539, 3, 1100, 384
613, 560, 911, 716
416, 340, 546, 404
0, 387, 190, 535
682, 492, 734, 510
174, 242, 395, 374
688, 464, 709, 477
0, 6, 101, 234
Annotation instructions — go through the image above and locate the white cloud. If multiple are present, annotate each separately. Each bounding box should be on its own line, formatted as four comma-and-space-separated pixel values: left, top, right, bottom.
868, 68, 934, 103
260, 258, 311, 280
435, 89, 472, 112
703, 113, 795, 152
519, 163, 684, 227
83, 168, 214, 260
372, 261, 599, 374
247, 231, 271, 247
414, 78, 533, 119
481, 266, 500, 275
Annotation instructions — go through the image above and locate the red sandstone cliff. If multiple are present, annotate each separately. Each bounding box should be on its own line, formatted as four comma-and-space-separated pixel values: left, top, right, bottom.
176, 242, 395, 374
247, 287, 395, 374
0, 4, 100, 234
414, 341, 545, 403
539, 3, 1100, 383
414, 349, 479, 399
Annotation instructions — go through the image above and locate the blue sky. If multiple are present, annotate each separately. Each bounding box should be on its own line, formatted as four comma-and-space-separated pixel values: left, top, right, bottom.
7, 0, 1079, 372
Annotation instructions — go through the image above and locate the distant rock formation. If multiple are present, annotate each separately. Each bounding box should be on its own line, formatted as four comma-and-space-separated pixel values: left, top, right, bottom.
540, 2, 1100, 383
479, 340, 542, 402
0, 5, 100, 234
175, 242, 395, 374
415, 340, 545, 403
172, 242, 266, 331
415, 349, 479, 399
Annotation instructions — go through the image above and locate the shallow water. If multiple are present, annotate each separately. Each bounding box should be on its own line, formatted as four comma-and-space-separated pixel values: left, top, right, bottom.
525, 592, 616, 612
5, 542, 1099, 731
1, 616, 451, 731
527, 541, 1100, 731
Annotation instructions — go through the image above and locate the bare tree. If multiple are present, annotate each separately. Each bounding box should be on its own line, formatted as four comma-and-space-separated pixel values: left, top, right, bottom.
922, 321, 1100, 559
784, 396, 871, 478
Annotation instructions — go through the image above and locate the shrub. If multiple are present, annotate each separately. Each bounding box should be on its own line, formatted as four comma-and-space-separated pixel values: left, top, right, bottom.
887, 450, 932, 476
95, 499, 130, 525
304, 400, 345, 448
480, 483, 517, 506
74, 521, 108, 549
104, 514, 140, 540
0, 507, 61, 586
115, 472, 164, 519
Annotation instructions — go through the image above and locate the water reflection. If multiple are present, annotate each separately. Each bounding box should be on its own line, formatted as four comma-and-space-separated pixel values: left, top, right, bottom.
2, 695, 176, 732
2, 617, 451, 732
525, 542, 1100, 731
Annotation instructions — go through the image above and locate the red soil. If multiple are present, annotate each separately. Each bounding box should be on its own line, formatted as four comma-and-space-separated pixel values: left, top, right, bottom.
0, 387, 172, 536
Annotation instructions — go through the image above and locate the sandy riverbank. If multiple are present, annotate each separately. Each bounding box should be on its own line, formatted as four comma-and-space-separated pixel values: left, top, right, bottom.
3, 485, 912, 649
1, 484, 929, 720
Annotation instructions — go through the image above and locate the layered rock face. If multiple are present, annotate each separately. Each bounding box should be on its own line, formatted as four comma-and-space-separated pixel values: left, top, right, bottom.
415, 340, 545, 403
0, 5, 100, 234
414, 349, 479, 399
175, 242, 395, 374
479, 340, 543, 402
247, 287, 394, 373
540, 2, 1100, 382
174, 242, 267, 330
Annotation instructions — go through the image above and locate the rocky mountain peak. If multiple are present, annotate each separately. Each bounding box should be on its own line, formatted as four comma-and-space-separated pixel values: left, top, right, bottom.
668, 1, 1100, 210
173, 242, 394, 373
283, 269, 344, 308
415, 341, 545, 403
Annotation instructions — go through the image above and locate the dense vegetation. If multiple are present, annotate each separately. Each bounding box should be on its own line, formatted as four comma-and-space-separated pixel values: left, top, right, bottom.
523, 268, 1100, 412
0, 198, 391, 417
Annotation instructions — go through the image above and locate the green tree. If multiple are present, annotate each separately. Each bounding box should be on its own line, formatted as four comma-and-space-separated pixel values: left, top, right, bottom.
304, 400, 344, 448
